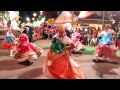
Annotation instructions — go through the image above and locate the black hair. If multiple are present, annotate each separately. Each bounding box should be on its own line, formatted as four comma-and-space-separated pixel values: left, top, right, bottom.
7, 21, 11, 27
22, 29, 27, 34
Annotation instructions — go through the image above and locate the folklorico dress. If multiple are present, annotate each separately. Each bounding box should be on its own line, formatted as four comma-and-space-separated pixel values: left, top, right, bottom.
14, 34, 43, 62
1, 32, 15, 50
42, 34, 85, 79
96, 31, 117, 58
71, 31, 95, 54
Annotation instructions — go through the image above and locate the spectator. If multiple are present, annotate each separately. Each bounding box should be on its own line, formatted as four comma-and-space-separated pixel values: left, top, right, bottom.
28, 26, 34, 42
90, 36, 98, 46
65, 28, 71, 38
22, 27, 28, 35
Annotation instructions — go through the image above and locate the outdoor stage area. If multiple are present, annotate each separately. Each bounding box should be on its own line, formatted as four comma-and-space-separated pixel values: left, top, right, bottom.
0, 40, 120, 79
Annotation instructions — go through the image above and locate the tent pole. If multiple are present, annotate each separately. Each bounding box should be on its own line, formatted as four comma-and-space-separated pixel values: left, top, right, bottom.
71, 11, 74, 27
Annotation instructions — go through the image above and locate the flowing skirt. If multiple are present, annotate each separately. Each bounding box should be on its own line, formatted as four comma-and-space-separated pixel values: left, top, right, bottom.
43, 50, 85, 79
14, 46, 43, 62
74, 42, 95, 54
1, 40, 15, 50
96, 44, 116, 58
74, 41, 85, 52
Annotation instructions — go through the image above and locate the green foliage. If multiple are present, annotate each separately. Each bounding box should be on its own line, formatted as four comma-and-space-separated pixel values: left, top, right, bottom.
0, 11, 5, 20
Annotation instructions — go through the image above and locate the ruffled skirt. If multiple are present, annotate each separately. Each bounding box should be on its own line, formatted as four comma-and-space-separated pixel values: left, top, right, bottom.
1, 40, 15, 50
14, 47, 43, 62
74, 41, 85, 52
43, 50, 85, 79
96, 44, 117, 58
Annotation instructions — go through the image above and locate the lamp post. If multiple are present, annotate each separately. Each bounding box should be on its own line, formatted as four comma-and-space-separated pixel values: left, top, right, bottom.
33, 13, 37, 17
32, 18, 34, 21
40, 11, 43, 15
71, 11, 74, 27
26, 17, 30, 22
102, 11, 105, 30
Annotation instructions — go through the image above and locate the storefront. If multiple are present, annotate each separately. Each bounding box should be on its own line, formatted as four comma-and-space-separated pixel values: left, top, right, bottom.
74, 19, 112, 30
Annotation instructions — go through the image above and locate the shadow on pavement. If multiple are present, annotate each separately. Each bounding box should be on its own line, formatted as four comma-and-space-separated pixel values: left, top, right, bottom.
0, 60, 28, 70
18, 68, 43, 79
93, 59, 120, 64
0, 52, 9, 56
92, 61, 120, 78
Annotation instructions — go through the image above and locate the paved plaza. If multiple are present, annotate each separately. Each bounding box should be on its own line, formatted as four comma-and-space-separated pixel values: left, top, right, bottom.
0, 40, 120, 79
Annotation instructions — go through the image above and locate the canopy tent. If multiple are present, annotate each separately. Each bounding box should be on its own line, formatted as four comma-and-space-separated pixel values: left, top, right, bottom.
55, 11, 77, 24
78, 11, 94, 19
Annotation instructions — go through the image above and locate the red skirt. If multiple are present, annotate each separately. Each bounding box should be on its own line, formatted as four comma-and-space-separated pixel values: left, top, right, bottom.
1, 40, 15, 50
96, 45, 116, 58
14, 46, 43, 62
43, 50, 85, 79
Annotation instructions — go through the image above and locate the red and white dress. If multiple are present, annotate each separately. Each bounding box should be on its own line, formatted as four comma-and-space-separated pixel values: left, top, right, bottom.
14, 34, 43, 62
71, 31, 85, 52
1, 32, 15, 50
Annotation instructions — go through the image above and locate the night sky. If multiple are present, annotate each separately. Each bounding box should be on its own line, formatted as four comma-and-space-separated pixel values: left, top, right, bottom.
18, 11, 120, 23
19, 11, 62, 23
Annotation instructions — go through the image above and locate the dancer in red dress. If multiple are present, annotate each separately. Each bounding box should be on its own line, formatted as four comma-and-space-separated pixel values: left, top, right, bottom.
42, 25, 85, 79
1, 27, 15, 56
96, 25, 117, 61
14, 34, 43, 65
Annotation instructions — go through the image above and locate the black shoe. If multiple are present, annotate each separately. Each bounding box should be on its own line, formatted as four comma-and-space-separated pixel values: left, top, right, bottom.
71, 51, 82, 54
18, 60, 33, 66
76, 52, 82, 54
71, 51, 76, 54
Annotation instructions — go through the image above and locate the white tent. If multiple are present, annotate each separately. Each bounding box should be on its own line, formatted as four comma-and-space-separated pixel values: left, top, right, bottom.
78, 11, 94, 19
55, 11, 77, 24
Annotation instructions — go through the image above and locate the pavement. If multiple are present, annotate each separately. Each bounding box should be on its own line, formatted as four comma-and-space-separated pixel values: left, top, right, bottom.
0, 39, 120, 79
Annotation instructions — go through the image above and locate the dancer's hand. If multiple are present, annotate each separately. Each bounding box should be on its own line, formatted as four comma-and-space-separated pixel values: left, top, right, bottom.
65, 46, 70, 50
65, 43, 75, 50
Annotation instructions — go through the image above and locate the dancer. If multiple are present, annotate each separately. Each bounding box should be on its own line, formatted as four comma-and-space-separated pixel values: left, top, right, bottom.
116, 30, 120, 49
33, 27, 40, 40
1, 27, 15, 56
71, 30, 95, 54
96, 25, 117, 61
35, 27, 40, 40
28, 26, 34, 42
42, 25, 85, 79
71, 30, 84, 54
14, 34, 43, 65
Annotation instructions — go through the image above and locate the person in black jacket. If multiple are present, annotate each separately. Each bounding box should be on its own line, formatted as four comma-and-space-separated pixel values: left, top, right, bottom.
27, 26, 34, 42
65, 28, 71, 38
22, 27, 28, 35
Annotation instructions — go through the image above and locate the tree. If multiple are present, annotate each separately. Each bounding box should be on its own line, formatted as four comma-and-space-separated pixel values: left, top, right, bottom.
0, 11, 5, 19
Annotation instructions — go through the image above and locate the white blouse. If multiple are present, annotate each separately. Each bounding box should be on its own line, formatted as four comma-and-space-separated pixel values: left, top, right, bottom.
6, 32, 15, 38
62, 36, 73, 45
53, 34, 73, 45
